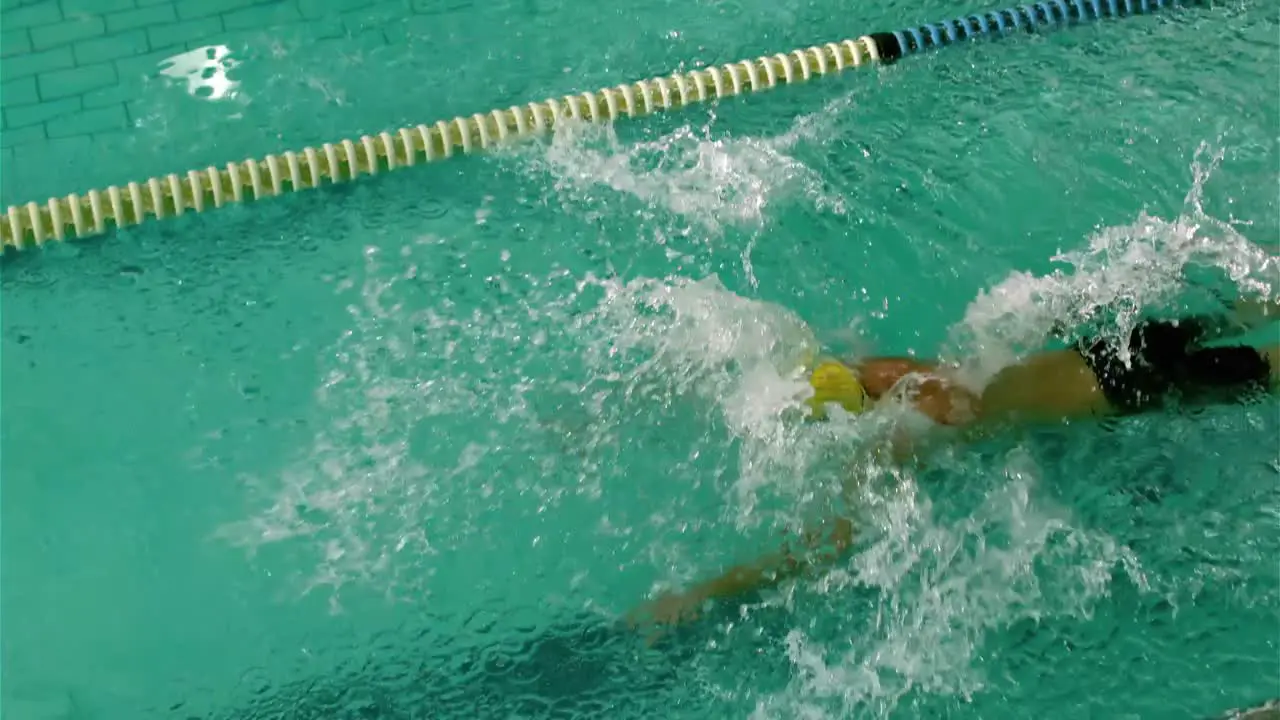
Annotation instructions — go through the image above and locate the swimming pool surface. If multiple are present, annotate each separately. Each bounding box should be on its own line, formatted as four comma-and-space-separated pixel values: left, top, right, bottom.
2, 0, 1278, 718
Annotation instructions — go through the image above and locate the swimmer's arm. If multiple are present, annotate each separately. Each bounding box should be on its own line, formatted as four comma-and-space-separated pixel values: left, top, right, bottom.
856, 378, 987, 467
628, 517, 854, 626
687, 517, 853, 601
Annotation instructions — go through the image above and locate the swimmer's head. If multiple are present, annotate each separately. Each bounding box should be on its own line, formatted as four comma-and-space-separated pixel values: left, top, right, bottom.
805, 360, 869, 419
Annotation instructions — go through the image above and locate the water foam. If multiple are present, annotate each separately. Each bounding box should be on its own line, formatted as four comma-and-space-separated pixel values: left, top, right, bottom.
216, 132, 1275, 716
744, 451, 1141, 720
947, 143, 1278, 388
577, 274, 880, 527
217, 260, 870, 601
215, 241, 464, 604
509, 94, 853, 233
732, 142, 1277, 718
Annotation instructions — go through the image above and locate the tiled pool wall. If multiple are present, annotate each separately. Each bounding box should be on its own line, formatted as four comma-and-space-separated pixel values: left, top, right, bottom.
0, 0, 791, 215
0, 0, 472, 209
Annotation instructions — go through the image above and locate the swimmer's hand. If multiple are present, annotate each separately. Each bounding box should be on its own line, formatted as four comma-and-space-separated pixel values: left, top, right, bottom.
625, 518, 855, 642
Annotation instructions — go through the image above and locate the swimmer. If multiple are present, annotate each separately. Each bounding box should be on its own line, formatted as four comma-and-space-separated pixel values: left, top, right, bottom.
628, 295, 1280, 630
857, 296, 1280, 432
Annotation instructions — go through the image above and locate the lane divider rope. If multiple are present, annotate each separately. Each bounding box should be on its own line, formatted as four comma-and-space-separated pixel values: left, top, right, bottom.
0, 0, 1200, 252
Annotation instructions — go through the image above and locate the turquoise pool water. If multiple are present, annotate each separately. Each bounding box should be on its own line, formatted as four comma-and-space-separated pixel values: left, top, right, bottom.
2, 0, 1278, 718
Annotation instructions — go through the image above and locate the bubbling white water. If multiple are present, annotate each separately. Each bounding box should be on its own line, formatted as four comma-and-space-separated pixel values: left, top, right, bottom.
217, 130, 1275, 718
507, 94, 853, 234
947, 143, 1277, 389
736, 144, 1277, 719
577, 274, 878, 525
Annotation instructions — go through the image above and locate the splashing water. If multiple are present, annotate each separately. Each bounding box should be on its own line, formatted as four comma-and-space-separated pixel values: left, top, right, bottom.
218, 256, 876, 603
579, 274, 881, 525
729, 143, 1278, 719
510, 94, 853, 233
216, 134, 1275, 718
947, 143, 1278, 389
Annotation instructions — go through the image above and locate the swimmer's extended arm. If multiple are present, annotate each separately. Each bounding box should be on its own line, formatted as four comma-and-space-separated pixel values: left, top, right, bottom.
627, 517, 854, 627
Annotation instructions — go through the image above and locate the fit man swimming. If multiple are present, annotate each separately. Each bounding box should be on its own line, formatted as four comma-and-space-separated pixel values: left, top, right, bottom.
629, 296, 1280, 629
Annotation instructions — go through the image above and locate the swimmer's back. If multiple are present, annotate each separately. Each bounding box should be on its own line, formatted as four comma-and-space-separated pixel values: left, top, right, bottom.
979, 320, 1278, 425
978, 349, 1111, 424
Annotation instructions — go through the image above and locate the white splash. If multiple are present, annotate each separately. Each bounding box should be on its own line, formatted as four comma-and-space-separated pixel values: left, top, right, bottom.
947, 143, 1278, 388
738, 142, 1275, 719
514, 94, 854, 232
214, 127, 1273, 719
746, 450, 1142, 719
578, 274, 877, 525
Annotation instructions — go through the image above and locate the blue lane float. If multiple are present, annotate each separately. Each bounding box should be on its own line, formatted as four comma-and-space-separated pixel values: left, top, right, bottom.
872, 0, 1200, 60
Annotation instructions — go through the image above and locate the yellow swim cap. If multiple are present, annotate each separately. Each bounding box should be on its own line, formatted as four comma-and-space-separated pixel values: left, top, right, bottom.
805, 360, 869, 419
